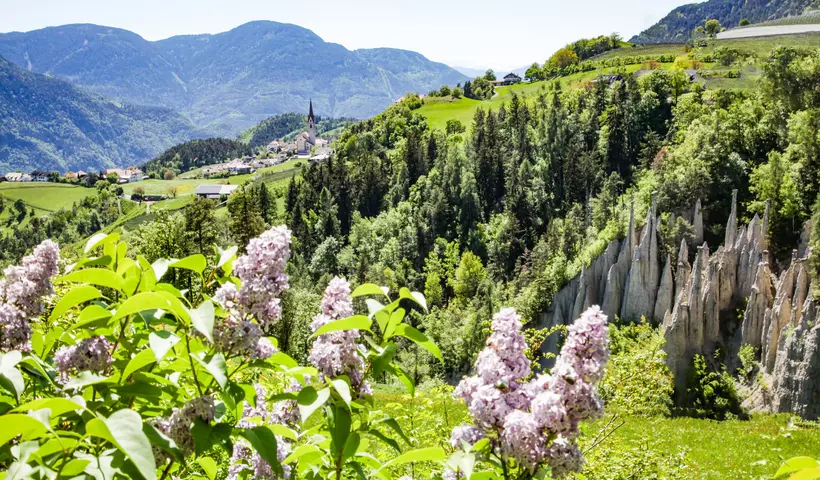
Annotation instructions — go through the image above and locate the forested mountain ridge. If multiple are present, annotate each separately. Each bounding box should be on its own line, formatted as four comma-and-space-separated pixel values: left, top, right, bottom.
0, 21, 467, 135
631, 0, 820, 43
0, 55, 204, 173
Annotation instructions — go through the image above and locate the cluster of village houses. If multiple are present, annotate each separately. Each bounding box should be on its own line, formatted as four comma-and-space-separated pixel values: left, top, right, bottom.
2, 167, 146, 184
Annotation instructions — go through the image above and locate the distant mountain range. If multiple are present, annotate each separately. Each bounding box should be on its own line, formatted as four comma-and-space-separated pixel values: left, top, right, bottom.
0, 21, 467, 135
631, 0, 820, 43
0, 55, 204, 174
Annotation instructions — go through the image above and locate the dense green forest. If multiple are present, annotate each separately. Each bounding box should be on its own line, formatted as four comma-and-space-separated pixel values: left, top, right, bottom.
631, 0, 820, 43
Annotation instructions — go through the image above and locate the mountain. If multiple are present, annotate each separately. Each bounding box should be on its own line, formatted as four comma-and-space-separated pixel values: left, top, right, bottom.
631, 0, 820, 43
453, 65, 528, 79
0, 55, 203, 173
0, 21, 467, 135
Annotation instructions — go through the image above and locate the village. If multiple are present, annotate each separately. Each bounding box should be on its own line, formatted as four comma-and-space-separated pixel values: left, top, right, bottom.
1, 101, 332, 204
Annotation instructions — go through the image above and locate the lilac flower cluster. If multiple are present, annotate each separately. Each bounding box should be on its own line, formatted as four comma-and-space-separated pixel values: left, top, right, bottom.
210, 226, 292, 359
231, 226, 291, 326
453, 306, 609, 478
154, 396, 216, 458
0, 240, 60, 352
450, 425, 486, 449
54, 336, 112, 382
308, 277, 370, 395
229, 383, 297, 480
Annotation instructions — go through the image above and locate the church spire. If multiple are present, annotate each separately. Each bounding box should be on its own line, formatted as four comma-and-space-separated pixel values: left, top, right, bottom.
308, 99, 315, 123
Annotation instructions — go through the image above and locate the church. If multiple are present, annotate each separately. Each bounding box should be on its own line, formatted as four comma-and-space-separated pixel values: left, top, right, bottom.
296, 100, 328, 155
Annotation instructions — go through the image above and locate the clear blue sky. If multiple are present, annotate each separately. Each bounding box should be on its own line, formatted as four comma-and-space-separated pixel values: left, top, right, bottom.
0, 0, 691, 70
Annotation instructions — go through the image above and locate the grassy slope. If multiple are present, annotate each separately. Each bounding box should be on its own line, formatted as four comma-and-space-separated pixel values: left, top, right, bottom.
0, 183, 96, 212
419, 33, 820, 132
374, 386, 820, 479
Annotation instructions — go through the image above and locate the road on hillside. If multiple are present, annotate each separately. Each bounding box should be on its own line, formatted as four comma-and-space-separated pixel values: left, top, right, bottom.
718, 24, 820, 39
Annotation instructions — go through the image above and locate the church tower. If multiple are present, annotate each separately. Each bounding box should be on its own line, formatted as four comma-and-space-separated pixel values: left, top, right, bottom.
308, 99, 316, 145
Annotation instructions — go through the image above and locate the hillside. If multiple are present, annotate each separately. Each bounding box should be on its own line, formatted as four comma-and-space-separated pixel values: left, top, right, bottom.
239, 113, 353, 148
631, 0, 820, 43
0, 21, 467, 135
0, 55, 203, 173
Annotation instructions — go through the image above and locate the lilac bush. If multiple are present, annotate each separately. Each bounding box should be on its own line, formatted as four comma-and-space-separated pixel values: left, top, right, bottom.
450, 305, 610, 479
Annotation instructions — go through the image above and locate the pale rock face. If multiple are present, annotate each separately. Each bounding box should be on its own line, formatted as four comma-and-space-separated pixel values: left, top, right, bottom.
621, 194, 660, 321
693, 198, 704, 246
654, 255, 674, 322
769, 296, 820, 420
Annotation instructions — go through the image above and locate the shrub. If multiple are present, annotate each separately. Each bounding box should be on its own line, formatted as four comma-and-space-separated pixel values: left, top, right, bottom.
598, 321, 674, 417
680, 353, 747, 420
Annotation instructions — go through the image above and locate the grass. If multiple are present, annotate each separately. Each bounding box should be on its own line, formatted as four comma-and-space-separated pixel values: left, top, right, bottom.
418, 32, 820, 132
0, 183, 96, 212
372, 384, 820, 479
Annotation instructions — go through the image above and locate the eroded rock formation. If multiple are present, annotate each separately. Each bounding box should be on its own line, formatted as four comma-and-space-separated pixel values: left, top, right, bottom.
538, 190, 820, 419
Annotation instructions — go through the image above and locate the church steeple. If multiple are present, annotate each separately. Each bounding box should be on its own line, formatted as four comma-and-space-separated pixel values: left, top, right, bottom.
307, 99, 316, 145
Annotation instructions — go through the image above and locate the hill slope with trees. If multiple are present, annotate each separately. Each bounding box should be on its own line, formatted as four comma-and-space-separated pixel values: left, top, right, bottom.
631, 0, 820, 43
0, 21, 467, 135
0, 55, 203, 173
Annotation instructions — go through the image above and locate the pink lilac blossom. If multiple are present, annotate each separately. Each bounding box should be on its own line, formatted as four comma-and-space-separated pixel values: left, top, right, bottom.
451, 306, 609, 479
229, 384, 293, 480
455, 308, 532, 429
231, 226, 291, 326
54, 336, 112, 382
308, 277, 369, 394
450, 425, 486, 449
211, 283, 276, 360
0, 240, 60, 352
501, 410, 547, 472
154, 396, 216, 457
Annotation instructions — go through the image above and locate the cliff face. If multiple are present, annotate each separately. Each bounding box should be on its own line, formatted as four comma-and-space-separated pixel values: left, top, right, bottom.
538, 191, 820, 419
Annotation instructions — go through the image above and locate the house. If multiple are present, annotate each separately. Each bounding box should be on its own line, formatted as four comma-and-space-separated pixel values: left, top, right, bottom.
593, 74, 624, 85
105, 168, 144, 183
4, 172, 25, 182
267, 140, 281, 152
64, 171, 78, 180
31, 171, 50, 182
194, 184, 239, 199
492, 73, 522, 86
230, 165, 254, 175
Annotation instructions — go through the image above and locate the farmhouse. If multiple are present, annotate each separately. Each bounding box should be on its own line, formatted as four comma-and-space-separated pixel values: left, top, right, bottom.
31, 171, 50, 182
194, 184, 239, 199
105, 168, 144, 183
4, 172, 31, 182
492, 73, 522, 86
267, 140, 281, 152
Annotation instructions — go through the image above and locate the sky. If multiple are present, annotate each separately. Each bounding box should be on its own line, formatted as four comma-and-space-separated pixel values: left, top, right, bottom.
0, 0, 693, 70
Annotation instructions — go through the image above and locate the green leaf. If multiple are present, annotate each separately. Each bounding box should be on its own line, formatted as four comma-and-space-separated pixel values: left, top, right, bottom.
148, 331, 180, 363
777, 458, 820, 478
341, 431, 361, 463
49, 286, 103, 322
190, 301, 215, 343
331, 378, 352, 407
790, 469, 820, 480
87, 409, 157, 480
393, 324, 443, 362
217, 246, 238, 269
297, 386, 330, 422
351, 283, 388, 298
152, 259, 171, 282
367, 429, 401, 453
170, 254, 207, 275
268, 424, 298, 441
12, 397, 84, 417
121, 349, 156, 382
193, 353, 228, 389
61, 458, 91, 476
378, 447, 446, 471
365, 299, 385, 318
0, 414, 46, 446
142, 423, 183, 462
237, 426, 283, 476
57, 268, 124, 293
382, 308, 405, 341
63, 371, 110, 390
312, 315, 372, 338
378, 418, 411, 446
197, 457, 218, 480
67, 305, 113, 332
85, 232, 120, 254
385, 364, 414, 396
371, 344, 397, 378
111, 292, 178, 324
283, 445, 321, 464
327, 404, 352, 457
